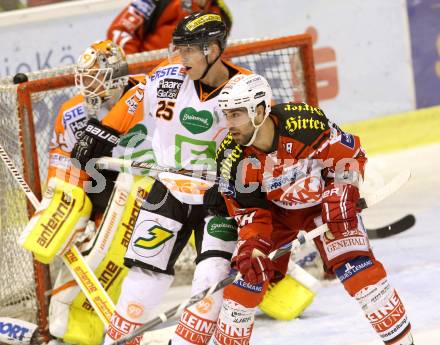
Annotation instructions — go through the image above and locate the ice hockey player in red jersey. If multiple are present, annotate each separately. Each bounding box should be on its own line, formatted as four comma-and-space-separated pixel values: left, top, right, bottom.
107, 0, 232, 54
207, 73, 414, 345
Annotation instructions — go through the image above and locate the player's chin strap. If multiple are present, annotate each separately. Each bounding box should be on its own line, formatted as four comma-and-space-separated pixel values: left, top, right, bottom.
108, 169, 412, 345
243, 110, 271, 146
198, 44, 223, 81
243, 119, 264, 146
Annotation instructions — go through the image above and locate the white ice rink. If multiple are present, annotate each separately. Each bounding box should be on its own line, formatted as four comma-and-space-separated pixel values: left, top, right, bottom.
143, 143, 440, 345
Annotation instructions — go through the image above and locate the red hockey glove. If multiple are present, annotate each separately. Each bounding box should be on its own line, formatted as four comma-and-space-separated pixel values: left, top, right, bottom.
236, 238, 274, 285
321, 183, 360, 234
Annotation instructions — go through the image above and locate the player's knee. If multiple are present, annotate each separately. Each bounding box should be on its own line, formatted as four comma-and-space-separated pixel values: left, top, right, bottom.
186, 257, 231, 321
192, 256, 230, 290
334, 256, 386, 296
105, 267, 174, 344
117, 267, 173, 322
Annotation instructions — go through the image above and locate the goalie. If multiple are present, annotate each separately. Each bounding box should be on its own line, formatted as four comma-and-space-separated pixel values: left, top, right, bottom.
21, 40, 154, 345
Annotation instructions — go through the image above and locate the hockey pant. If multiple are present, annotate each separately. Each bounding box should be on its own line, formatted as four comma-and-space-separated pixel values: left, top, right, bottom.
48, 174, 154, 345
210, 206, 412, 345
104, 180, 237, 345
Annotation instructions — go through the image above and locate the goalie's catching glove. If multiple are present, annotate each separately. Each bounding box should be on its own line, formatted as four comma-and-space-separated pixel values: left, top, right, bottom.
71, 118, 120, 169
321, 182, 360, 233
236, 237, 274, 285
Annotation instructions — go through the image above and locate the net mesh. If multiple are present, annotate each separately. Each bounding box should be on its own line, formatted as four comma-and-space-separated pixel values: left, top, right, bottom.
0, 85, 39, 322
0, 35, 316, 332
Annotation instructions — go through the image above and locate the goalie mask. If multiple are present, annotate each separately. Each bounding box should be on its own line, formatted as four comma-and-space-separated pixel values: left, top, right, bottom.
75, 40, 129, 115
218, 73, 272, 146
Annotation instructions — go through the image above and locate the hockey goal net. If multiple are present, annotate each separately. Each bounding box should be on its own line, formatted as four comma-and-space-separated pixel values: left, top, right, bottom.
0, 33, 317, 340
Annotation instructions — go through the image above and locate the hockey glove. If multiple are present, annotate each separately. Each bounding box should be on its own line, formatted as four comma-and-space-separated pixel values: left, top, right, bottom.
321, 182, 360, 234
203, 184, 229, 216
71, 118, 120, 169
236, 237, 274, 285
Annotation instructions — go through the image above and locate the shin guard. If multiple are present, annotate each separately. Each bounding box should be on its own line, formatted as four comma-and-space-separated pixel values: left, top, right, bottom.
172, 257, 230, 345
209, 299, 255, 345
335, 257, 412, 344
103, 267, 173, 345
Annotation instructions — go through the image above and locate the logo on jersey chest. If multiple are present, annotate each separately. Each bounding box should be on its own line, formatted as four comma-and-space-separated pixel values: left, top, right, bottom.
157, 78, 183, 99
150, 66, 186, 81
119, 123, 148, 148
69, 118, 87, 140
62, 104, 85, 126
180, 107, 213, 134
278, 175, 323, 204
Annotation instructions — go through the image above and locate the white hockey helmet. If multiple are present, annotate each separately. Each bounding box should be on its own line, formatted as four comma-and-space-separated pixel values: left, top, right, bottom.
74, 40, 129, 114
218, 73, 272, 145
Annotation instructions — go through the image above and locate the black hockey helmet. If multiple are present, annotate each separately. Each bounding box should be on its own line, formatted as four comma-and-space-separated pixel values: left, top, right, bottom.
172, 12, 227, 51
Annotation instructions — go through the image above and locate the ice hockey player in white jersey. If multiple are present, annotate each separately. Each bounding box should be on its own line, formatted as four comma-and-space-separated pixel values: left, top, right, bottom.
70, 12, 252, 345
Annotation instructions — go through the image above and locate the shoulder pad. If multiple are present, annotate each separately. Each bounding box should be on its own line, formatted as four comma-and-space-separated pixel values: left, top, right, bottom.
274, 103, 330, 146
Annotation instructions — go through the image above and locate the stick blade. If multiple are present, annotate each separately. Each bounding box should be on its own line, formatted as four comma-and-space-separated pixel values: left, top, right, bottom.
367, 214, 416, 239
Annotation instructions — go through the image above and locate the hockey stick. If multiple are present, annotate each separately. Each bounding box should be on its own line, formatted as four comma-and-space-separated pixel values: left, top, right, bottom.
110, 170, 411, 345
0, 144, 116, 326
95, 156, 217, 180
366, 214, 415, 239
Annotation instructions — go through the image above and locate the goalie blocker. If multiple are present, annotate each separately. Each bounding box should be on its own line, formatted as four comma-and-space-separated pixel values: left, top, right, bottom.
19, 177, 92, 264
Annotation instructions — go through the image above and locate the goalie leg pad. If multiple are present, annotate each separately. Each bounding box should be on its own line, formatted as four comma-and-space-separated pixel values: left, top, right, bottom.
258, 274, 316, 321
172, 257, 230, 344
103, 267, 173, 345
19, 177, 92, 264
335, 257, 412, 344
49, 175, 153, 345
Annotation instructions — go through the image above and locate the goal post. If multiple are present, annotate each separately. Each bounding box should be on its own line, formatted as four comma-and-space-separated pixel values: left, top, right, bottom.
0, 33, 317, 342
